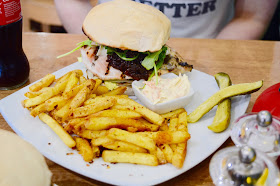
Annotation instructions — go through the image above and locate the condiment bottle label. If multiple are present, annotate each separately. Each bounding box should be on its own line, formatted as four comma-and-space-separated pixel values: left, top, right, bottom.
0, 0, 22, 26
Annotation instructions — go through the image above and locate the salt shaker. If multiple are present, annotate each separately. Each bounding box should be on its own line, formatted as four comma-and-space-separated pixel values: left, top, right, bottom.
230, 111, 280, 157
210, 146, 280, 185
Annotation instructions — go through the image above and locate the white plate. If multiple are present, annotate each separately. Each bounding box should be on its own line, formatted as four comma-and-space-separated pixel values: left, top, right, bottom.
0, 62, 250, 185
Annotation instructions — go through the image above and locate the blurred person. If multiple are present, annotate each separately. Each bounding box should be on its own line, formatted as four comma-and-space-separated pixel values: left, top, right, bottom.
54, 0, 278, 39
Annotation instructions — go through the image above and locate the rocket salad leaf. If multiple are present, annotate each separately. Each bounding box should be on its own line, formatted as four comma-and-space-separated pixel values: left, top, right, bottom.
57, 39, 93, 58
147, 46, 167, 83
105, 46, 139, 61
141, 49, 163, 70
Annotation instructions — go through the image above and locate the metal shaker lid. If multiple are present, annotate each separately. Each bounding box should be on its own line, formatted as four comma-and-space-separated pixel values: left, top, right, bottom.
209, 146, 280, 186
230, 111, 280, 157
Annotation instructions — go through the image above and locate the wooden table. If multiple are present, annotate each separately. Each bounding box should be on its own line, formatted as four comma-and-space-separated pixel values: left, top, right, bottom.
1, 33, 279, 185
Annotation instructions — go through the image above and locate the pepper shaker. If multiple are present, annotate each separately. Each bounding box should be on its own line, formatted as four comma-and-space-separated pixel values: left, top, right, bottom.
210, 146, 280, 185
231, 111, 280, 157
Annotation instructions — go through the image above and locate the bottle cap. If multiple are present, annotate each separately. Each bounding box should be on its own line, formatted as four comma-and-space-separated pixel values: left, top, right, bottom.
230, 111, 280, 157
209, 146, 280, 186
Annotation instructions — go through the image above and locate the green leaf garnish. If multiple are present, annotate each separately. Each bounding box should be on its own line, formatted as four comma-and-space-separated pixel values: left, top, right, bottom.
141, 49, 163, 70
115, 51, 139, 61
105, 46, 115, 55
147, 46, 167, 83
105, 46, 139, 61
57, 39, 93, 58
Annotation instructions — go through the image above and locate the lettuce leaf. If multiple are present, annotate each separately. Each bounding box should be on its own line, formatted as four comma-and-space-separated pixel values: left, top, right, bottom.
147, 46, 167, 82
105, 46, 139, 61
141, 49, 163, 70
57, 39, 92, 58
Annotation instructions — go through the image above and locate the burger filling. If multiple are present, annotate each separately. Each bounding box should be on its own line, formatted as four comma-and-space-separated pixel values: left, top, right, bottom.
58, 39, 193, 82
78, 40, 168, 81
106, 49, 150, 80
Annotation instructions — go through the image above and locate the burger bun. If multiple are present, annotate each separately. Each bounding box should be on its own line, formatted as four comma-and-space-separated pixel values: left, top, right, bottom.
82, 0, 171, 52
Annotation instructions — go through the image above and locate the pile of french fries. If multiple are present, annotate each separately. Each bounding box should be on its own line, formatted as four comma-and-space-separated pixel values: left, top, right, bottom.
22, 70, 191, 168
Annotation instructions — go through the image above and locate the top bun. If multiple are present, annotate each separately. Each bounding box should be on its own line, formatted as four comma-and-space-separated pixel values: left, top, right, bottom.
0, 129, 52, 186
82, 0, 171, 52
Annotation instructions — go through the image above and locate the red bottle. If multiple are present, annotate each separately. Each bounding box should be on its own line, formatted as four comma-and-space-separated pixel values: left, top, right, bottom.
0, 0, 29, 90
252, 83, 280, 118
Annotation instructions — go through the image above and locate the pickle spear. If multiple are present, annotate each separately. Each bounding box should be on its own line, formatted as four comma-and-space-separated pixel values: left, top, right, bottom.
187, 80, 263, 123
208, 72, 232, 133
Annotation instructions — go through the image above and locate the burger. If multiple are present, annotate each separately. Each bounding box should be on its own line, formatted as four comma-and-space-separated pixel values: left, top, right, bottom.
59, 0, 193, 86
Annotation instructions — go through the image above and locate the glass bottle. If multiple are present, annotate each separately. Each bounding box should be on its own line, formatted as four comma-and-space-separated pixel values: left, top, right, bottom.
0, 0, 30, 90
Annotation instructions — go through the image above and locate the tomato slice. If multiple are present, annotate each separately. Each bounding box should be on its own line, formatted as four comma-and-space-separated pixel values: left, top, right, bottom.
252, 83, 280, 118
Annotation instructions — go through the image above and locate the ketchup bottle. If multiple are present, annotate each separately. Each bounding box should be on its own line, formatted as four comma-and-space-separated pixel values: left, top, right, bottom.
0, 0, 30, 90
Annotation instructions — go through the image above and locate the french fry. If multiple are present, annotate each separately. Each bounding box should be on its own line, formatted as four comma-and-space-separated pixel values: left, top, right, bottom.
54, 98, 73, 122
79, 75, 87, 84
67, 117, 88, 132
161, 108, 186, 120
69, 79, 95, 110
24, 87, 51, 98
85, 117, 151, 131
91, 136, 114, 146
110, 104, 130, 110
137, 118, 159, 132
137, 131, 190, 145
94, 85, 109, 95
90, 109, 142, 119
72, 97, 116, 118
76, 130, 108, 139
102, 86, 127, 96
23, 76, 68, 108
92, 136, 147, 153
172, 142, 187, 168
63, 72, 79, 96
55, 71, 72, 85
101, 95, 129, 98
30, 103, 46, 117
63, 123, 73, 133
159, 120, 169, 131
178, 112, 188, 132
159, 144, 173, 163
38, 113, 76, 148
55, 70, 83, 83
115, 97, 164, 126
68, 117, 88, 127
172, 112, 189, 168
29, 74, 55, 92
63, 82, 86, 99
169, 118, 179, 131
73, 123, 86, 133
92, 145, 100, 159
56, 80, 95, 120
103, 140, 148, 153
75, 137, 94, 162
156, 147, 167, 164
92, 79, 102, 93
108, 128, 157, 153
168, 118, 178, 150
44, 95, 67, 111
87, 93, 96, 99
84, 95, 128, 106
102, 150, 158, 166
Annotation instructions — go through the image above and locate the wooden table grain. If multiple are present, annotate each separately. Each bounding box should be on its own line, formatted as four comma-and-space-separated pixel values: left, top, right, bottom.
1, 33, 279, 186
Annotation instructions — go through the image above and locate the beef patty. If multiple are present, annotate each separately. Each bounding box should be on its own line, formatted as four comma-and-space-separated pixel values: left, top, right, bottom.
106, 50, 150, 80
